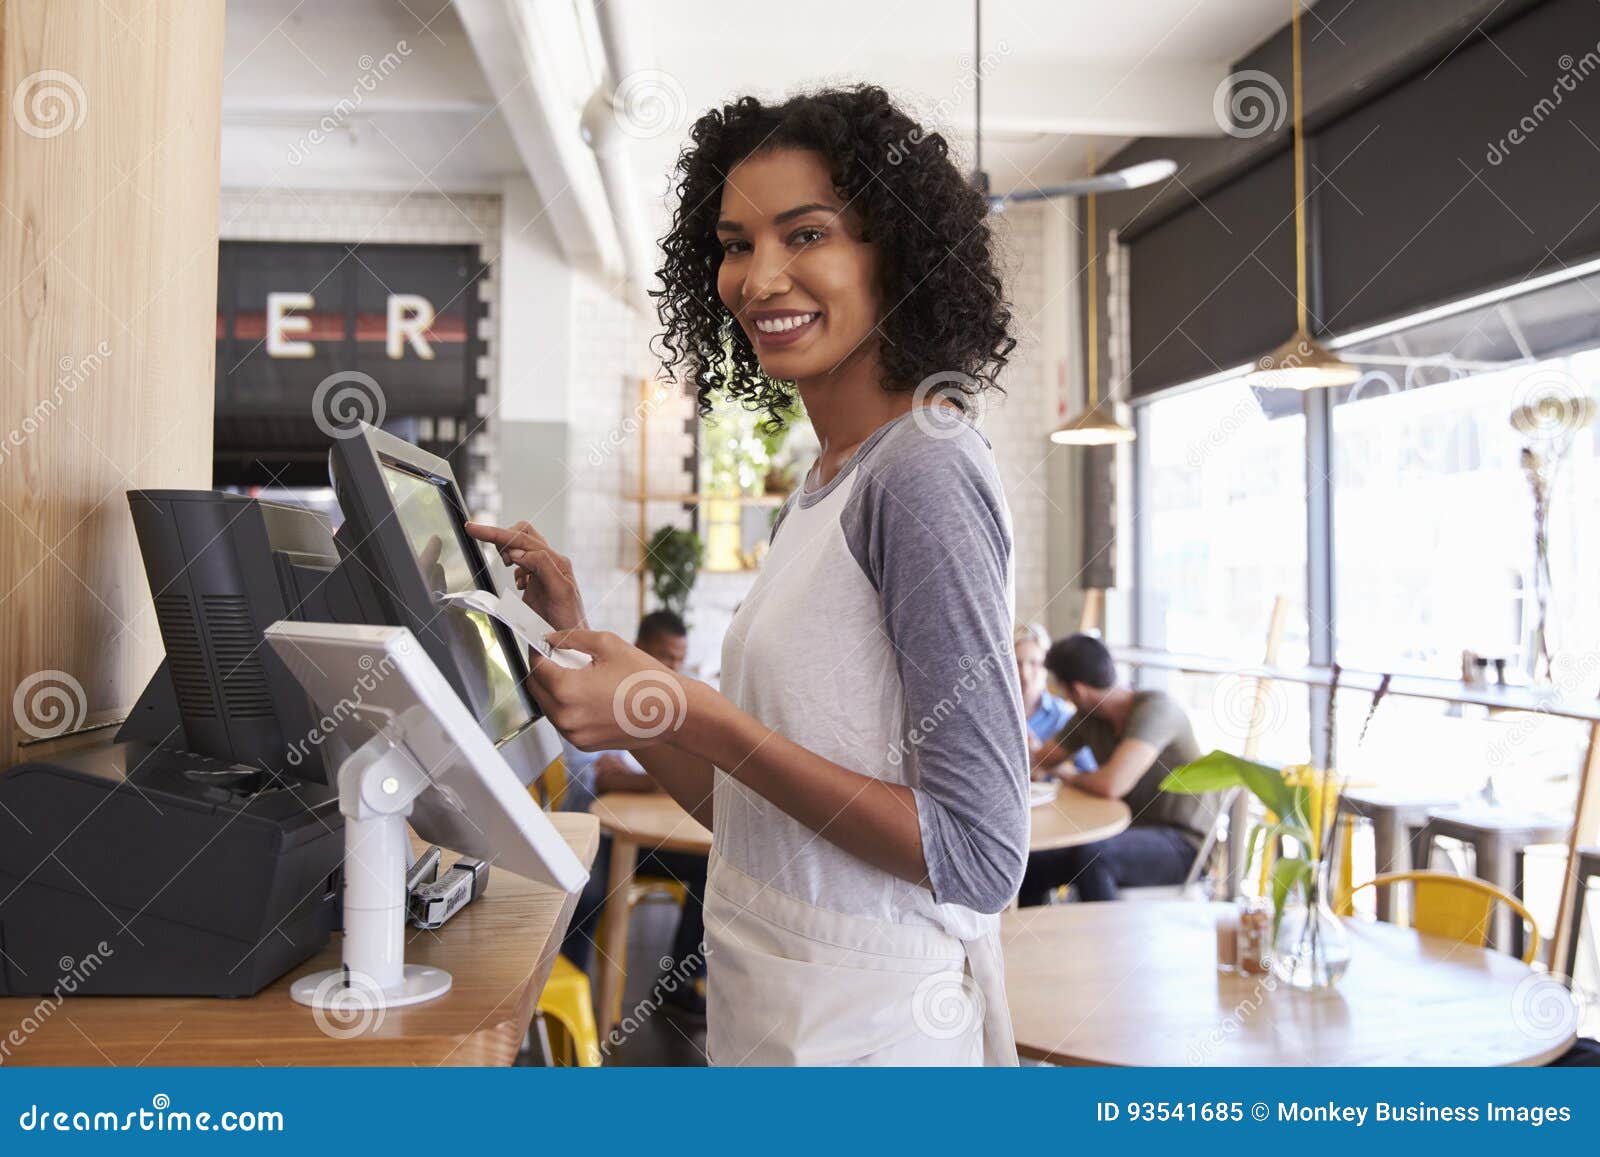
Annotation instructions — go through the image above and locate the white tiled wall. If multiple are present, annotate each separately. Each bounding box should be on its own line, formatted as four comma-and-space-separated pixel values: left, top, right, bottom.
984, 201, 1062, 629
565, 275, 657, 638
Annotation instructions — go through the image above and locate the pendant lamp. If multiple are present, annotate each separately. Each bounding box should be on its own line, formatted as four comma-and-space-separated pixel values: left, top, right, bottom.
1051, 151, 1135, 445
1244, 0, 1359, 391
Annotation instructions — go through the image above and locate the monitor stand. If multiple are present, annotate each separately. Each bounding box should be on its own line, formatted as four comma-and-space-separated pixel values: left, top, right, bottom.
290, 721, 452, 1011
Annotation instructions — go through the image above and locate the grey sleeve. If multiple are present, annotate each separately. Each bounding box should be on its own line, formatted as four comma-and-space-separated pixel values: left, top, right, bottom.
841, 423, 1030, 914
1123, 695, 1183, 751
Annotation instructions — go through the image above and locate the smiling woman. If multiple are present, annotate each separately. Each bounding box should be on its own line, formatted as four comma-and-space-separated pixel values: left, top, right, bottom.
653, 84, 1015, 429
475, 84, 1028, 1068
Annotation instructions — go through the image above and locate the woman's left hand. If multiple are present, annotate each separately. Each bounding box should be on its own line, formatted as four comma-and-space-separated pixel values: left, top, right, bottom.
527, 628, 697, 752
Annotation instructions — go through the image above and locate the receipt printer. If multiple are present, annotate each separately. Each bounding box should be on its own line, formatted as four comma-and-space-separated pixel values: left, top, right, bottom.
0, 741, 342, 997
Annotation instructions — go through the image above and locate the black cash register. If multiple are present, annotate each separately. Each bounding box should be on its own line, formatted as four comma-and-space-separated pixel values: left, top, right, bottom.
0, 425, 550, 997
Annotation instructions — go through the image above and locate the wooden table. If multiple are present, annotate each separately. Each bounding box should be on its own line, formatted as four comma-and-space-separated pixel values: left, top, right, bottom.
589, 791, 713, 1035
1029, 783, 1132, 850
585, 782, 1131, 1032
0, 814, 599, 1066
1003, 900, 1577, 1066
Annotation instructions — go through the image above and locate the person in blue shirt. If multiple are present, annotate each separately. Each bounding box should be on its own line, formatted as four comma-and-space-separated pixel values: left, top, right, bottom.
1015, 623, 1096, 772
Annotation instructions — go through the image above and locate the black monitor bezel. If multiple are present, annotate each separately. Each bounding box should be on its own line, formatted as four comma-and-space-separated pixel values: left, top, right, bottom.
327, 423, 542, 751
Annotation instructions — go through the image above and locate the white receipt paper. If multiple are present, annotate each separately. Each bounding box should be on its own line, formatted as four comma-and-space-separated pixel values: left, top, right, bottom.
436, 589, 592, 670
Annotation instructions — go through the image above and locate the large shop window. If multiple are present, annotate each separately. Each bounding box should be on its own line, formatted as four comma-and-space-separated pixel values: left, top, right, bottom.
1136, 381, 1311, 766
1331, 277, 1600, 684
1138, 380, 1309, 664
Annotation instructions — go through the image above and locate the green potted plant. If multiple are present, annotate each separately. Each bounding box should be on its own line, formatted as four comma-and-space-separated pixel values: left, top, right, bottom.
1161, 671, 1389, 990
642, 525, 704, 617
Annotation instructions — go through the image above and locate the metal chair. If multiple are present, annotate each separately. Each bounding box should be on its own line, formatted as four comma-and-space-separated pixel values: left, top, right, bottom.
1563, 846, 1600, 980
1409, 805, 1569, 952
1336, 788, 1466, 923
1349, 870, 1540, 964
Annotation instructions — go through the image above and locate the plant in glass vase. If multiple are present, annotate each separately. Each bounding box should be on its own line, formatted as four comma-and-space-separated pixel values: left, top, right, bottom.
1163, 670, 1391, 990
1162, 752, 1348, 988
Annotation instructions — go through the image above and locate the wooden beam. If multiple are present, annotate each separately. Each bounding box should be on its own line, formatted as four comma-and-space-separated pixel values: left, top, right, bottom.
1, 0, 223, 762
1551, 718, 1600, 972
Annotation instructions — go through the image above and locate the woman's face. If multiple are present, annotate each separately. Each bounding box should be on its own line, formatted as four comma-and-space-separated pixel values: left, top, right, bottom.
1015, 639, 1047, 708
715, 148, 881, 383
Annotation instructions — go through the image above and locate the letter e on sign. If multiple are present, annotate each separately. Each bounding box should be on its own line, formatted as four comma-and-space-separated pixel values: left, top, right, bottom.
267, 292, 315, 358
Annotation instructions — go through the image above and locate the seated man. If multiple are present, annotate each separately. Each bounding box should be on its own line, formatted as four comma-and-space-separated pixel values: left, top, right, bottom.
1019, 633, 1218, 904
557, 611, 708, 1017
1014, 622, 1095, 772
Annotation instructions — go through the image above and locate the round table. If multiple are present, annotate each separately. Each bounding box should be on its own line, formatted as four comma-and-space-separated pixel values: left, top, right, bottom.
588, 792, 712, 1035
1002, 900, 1578, 1066
1028, 783, 1131, 850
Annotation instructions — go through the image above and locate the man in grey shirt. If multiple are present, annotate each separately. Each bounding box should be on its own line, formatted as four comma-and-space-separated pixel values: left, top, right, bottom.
1021, 634, 1218, 903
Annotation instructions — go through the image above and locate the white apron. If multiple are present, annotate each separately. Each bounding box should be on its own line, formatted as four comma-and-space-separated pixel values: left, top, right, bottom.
703, 850, 1018, 1067
704, 408, 1024, 1067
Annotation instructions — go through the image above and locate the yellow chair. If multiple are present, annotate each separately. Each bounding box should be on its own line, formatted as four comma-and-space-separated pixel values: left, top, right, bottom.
539, 955, 603, 1066
529, 755, 604, 1066
1348, 870, 1541, 964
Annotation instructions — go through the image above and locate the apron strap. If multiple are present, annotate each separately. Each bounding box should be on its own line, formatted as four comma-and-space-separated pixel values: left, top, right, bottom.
963, 929, 1019, 1067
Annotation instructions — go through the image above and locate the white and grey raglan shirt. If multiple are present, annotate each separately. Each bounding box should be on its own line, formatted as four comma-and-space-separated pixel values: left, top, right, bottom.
714, 406, 1031, 935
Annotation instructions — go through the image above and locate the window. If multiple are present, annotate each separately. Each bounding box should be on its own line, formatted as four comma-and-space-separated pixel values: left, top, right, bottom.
1331, 353, 1600, 680
1130, 271, 1600, 946
1137, 379, 1308, 666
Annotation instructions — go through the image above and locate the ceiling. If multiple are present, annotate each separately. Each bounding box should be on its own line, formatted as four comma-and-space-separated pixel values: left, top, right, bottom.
221, 0, 519, 193
221, 0, 1293, 215
623, 0, 1290, 200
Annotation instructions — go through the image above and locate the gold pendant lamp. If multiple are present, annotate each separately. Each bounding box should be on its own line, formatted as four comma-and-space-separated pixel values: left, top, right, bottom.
1244, 0, 1359, 390
1052, 149, 1135, 445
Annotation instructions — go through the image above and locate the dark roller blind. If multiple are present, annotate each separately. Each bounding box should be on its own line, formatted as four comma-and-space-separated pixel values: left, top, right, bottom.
1128, 150, 1297, 397
1318, 0, 1600, 332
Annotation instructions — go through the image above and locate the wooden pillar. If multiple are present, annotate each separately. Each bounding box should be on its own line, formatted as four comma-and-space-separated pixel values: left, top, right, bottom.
0, 2, 223, 762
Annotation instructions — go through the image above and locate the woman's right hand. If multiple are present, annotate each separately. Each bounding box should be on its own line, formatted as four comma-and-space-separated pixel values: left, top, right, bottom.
464, 520, 589, 632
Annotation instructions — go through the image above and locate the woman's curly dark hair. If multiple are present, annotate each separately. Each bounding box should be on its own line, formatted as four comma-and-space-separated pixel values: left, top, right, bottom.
652, 84, 1015, 431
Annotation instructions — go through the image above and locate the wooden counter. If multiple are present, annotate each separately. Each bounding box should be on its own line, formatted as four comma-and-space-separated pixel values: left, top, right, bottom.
0, 814, 599, 1066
